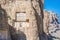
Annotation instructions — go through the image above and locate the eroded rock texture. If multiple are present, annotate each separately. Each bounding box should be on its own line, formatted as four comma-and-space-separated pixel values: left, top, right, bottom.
0, 0, 43, 40
44, 10, 60, 40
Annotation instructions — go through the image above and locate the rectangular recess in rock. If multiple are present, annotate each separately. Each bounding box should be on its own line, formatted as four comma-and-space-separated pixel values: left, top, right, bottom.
16, 12, 26, 22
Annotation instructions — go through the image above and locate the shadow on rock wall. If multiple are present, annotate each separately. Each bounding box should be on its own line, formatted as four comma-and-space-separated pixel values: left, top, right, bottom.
31, 0, 44, 40
0, 4, 26, 40
0, 4, 8, 26
9, 24, 27, 40
31, 0, 54, 40
1, 1, 59, 40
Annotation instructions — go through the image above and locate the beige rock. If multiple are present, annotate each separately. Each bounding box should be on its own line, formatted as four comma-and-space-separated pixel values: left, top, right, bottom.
0, 0, 44, 40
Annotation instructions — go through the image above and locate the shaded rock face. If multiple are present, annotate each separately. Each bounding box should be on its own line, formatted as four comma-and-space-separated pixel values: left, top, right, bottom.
44, 10, 60, 40
0, 0, 43, 40
0, 4, 11, 40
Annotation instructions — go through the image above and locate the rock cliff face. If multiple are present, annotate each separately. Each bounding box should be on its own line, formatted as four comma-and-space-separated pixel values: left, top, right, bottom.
0, 0, 43, 40
0, 5, 11, 40
44, 10, 60, 40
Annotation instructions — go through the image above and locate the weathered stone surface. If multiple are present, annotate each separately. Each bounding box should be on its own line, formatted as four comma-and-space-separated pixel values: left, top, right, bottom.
44, 10, 60, 40
43, 10, 49, 40
0, 0, 43, 40
0, 5, 11, 40
43, 10, 49, 34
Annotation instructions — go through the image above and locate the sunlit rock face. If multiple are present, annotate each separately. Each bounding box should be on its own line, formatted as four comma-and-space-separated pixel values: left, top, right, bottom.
43, 10, 49, 40
44, 10, 60, 40
0, 0, 43, 40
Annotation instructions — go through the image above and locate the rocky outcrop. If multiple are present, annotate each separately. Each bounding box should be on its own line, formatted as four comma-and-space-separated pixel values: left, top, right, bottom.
0, 5, 11, 40
0, 0, 43, 40
44, 10, 60, 40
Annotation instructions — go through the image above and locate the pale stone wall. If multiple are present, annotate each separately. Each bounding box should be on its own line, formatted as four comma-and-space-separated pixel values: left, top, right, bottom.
0, 0, 43, 40
43, 10, 49, 34
43, 10, 49, 40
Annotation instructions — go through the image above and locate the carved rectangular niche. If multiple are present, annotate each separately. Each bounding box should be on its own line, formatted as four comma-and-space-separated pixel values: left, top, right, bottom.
14, 12, 29, 28
16, 12, 26, 21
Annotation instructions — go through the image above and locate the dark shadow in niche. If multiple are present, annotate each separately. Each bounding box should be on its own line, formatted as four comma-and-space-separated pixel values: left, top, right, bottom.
0, 4, 10, 40
0, 4, 8, 29
9, 24, 27, 40
0, 4, 26, 40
